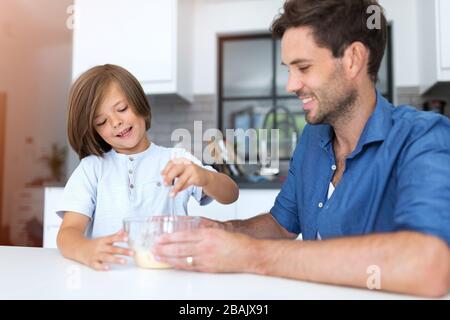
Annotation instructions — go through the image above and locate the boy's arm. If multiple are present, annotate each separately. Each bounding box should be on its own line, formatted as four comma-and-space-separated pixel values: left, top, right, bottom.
162, 159, 239, 204
201, 170, 239, 204
57, 212, 131, 270
57, 212, 91, 263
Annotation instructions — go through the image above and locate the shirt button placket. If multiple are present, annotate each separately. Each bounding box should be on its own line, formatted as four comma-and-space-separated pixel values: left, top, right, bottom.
128, 156, 135, 200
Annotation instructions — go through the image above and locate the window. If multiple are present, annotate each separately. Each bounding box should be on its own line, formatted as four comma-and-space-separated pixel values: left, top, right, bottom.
377, 24, 393, 102
218, 34, 304, 161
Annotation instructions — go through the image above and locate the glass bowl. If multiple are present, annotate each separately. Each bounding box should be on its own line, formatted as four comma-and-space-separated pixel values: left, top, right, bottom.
123, 216, 201, 269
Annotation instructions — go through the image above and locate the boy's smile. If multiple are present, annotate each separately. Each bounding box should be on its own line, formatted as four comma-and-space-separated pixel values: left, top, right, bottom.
115, 126, 133, 138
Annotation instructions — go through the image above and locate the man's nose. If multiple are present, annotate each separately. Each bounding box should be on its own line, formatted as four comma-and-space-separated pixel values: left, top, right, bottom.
285, 73, 304, 94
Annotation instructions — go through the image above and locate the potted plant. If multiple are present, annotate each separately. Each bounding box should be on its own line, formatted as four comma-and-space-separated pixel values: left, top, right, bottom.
40, 143, 67, 184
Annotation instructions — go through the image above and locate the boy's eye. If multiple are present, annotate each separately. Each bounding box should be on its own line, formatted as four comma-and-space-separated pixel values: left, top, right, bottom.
96, 120, 106, 127
118, 105, 128, 112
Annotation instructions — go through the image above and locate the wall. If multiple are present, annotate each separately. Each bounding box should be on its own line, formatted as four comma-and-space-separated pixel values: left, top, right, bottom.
149, 95, 216, 149
192, 0, 421, 94
193, 0, 285, 94
0, 0, 72, 242
379, 0, 419, 88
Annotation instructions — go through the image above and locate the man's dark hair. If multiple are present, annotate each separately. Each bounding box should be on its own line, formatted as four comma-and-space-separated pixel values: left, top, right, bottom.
271, 0, 387, 83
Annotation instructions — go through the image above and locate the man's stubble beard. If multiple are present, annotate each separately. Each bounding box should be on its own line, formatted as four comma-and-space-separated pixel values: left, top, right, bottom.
306, 65, 358, 126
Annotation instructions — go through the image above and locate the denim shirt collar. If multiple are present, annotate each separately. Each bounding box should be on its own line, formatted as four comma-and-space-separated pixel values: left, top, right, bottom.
318, 90, 393, 157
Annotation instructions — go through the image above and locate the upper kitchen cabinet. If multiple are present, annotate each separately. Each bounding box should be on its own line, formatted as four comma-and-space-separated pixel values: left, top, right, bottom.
72, 0, 193, 101
418, 0, 450, 93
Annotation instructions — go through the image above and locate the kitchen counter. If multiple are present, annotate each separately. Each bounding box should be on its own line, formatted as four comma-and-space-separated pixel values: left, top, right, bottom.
236, 180, 283, 189
0, 246, 441, 300
232, 176, 283, 189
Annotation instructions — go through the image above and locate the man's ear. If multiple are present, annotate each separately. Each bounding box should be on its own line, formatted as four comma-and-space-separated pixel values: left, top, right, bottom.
342, 41, 368, 80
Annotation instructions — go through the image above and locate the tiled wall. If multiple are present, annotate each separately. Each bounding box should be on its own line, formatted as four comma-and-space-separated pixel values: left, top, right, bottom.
148, 95, 217, 149
397, 85, 450, 118
149, 87, 450, 150
396, 87, 424, 108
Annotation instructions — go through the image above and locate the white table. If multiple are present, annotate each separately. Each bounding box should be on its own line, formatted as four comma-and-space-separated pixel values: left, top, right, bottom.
0, 246, 445, 300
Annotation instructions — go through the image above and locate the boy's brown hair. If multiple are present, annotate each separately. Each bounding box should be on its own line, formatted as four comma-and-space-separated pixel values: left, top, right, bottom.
271, 0, 387, 83
68, 64, 152, 159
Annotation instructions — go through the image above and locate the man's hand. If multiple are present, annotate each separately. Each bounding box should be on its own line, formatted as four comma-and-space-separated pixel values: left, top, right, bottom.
152, 228, 259, 273
80, 230, 133, 271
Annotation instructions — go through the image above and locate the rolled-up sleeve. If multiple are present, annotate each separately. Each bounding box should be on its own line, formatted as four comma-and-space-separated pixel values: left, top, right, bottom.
393, 118, 450, 245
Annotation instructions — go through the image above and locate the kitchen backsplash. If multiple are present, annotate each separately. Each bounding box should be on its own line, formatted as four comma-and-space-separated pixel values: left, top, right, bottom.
149, 86, 450, 150
397, 86, 424, 108
397, 85, 450, 118
148, 95, 217, 149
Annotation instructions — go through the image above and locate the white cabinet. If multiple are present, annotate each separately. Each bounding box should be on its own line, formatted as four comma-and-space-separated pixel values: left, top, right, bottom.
188, 199, 236, 222
235, 189, 279, 219
10, 188, 44, 246
418, 0, 450, 93
72, 0, 193, 100
43, 188, 64, 248
438, 0, 450, 72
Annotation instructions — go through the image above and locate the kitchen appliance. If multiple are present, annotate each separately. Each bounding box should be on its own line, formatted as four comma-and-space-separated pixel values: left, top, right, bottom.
423, 99, 447, 115
261, 105, 299, 160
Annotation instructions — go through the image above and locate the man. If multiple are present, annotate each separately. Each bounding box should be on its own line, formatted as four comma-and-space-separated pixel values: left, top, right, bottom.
153, 0, 450, 297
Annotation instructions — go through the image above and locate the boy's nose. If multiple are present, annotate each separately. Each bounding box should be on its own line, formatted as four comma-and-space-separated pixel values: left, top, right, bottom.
112, 118, 122, 129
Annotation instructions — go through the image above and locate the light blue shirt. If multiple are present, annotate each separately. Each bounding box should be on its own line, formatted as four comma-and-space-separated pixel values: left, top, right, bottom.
271, 91, 450, 245
57, 143, 214, 238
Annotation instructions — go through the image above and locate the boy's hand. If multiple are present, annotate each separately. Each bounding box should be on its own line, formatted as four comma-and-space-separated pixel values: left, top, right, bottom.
161, 158, 212, 197
81, 230, 133, 271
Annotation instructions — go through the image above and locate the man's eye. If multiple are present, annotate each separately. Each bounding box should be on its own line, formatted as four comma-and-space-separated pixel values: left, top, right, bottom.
96, 120, 106, 126
118, 105, 128, 112
298, 66, 310, 72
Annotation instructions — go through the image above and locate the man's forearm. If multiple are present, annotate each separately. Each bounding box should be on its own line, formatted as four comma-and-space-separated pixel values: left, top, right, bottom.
252, 231, 450, 297
225, 213, 297, 239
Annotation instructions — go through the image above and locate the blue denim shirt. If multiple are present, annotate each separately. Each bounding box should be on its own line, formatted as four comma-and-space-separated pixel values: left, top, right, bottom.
270, 91, 450, 245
